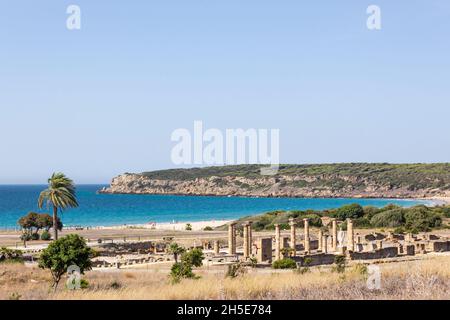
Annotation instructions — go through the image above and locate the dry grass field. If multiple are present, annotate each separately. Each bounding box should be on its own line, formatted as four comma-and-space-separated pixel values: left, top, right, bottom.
1, 255, 449, 300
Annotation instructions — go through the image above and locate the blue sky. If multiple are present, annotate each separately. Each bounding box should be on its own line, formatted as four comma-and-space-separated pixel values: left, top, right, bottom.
0, 0, 449, 184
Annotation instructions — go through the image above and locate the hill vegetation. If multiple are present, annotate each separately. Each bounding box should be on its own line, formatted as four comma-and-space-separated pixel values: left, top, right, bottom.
224, 203, 450, 234
140, 163, 450, 190
104, 163, 450, 199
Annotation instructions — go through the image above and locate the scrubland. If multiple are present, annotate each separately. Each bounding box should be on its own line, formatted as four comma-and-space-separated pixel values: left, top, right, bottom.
1, 255, 449, 300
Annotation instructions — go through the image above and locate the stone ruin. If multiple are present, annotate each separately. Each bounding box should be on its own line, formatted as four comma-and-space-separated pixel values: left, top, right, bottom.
221, 218, 450, 266
91, 218, 450, 269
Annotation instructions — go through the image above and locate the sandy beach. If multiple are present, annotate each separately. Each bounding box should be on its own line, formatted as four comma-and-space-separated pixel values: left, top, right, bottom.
69, 219, 233, 232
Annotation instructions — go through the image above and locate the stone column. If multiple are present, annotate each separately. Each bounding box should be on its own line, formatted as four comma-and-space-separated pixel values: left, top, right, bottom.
347, 219, 355, 252
322, 235, 328, 254
376, 240, 383, 249
318, 229, 323, 252
274, 224, 281, 261
243, 223, 250, 259
289, 218, 296, 256
303, 219, 310, 253
248, 221, 253, 256
331, 218, 337, 252
228, 222, 236, 255
214, 240, 220, 255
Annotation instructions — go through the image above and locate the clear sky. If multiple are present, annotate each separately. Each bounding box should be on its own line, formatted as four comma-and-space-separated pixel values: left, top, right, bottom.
1, 0, 449, 184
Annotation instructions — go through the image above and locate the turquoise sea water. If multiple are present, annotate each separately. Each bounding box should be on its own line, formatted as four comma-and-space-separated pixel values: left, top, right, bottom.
0, 185, 430, 229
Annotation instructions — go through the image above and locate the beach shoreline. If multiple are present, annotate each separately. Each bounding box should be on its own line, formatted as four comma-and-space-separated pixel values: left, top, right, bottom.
72, 219, 232, 232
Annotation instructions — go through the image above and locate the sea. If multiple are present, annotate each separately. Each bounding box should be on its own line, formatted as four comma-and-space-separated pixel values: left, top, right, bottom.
0, 185, 431, 229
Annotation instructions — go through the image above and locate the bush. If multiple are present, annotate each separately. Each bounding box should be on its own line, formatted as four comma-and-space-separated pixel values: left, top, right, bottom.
296, 257, 312, 274
226, 262, 247, 278
404, 206, 442, 232
0, 247, 23, 263
362, 206, 380, 219
181, 248, 204, 267
203, 226, 213, 231
299, 214, 323, 227
442, 207, 450, 218
370, 209, 405, 228
332, 255, 346, 273
170, 262, 195, 283
334, 204, 364, 220
109, 281, 122, 289
353, 216, 372, 228
30, 233, 40, 241
272, 258, 297, 269
80, 279, 89, 289
20, 233, 32, 242
40, 230, 51, 241
39, 234, 94, 290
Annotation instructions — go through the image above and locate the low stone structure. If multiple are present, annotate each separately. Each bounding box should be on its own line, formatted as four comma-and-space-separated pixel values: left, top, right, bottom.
257, 238, 272, 263
228, 222, 237, 255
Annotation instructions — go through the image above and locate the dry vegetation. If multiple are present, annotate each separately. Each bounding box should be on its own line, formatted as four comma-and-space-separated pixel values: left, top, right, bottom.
1, 255, 449, 300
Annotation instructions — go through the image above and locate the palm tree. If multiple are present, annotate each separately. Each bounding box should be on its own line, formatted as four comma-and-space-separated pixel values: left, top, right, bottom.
168, 243, 185, 263
38, 173, 78, 240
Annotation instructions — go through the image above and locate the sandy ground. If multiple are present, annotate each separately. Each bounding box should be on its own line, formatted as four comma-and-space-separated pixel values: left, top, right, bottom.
98, 219, 231, 231
424, 196, 450, 205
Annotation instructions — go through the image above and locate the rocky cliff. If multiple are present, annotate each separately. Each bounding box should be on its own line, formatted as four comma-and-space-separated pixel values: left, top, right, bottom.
100, 164, 450, 199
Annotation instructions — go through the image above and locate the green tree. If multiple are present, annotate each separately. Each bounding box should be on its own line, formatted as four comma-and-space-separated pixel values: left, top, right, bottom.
334, 204, 364, 221
38, 173, 78, 240
38, 234, 93, 290
169, 262, 195, 283
18, 212, 43, 235
168, 243, 185, 263
272, 258, 297, 269
370, 209, 405, 228
181, 248, 204, 267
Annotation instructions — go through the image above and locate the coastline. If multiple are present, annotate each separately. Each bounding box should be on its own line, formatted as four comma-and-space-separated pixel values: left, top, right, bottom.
422, 196, 450, 206
61, 196, 446, 231
66, 219, 232, 232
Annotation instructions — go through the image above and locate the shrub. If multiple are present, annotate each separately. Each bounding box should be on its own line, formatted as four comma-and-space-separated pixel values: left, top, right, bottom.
332, 255, 346, 273
362, 206, 380, 219
353, 263, 368, 277
181, 248, 204, 267
272, 258, 297, 269
109, 281, 122, 289
30, 233, 40, 241
8, 292, 22, 300
370, 209, 405, 228
353, 216, 372, 228
20, 233, 32, 242
394, 226, 406, 234
297, 257, 312, 274
404, 206, 442, 232
0, 247, 23, 263
40, 230, 51, 241
80, 279, 89, 289
442, 207, 450, 218
38, 234, 94, 290
334, 204, 364, 220
203, 226, 213, 231
299, 214, 323, 227
226, 262, 247, 278
170, 262, 195, 283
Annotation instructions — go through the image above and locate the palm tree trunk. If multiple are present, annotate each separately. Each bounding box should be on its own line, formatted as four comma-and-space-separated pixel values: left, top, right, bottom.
53, 206, 58, 240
